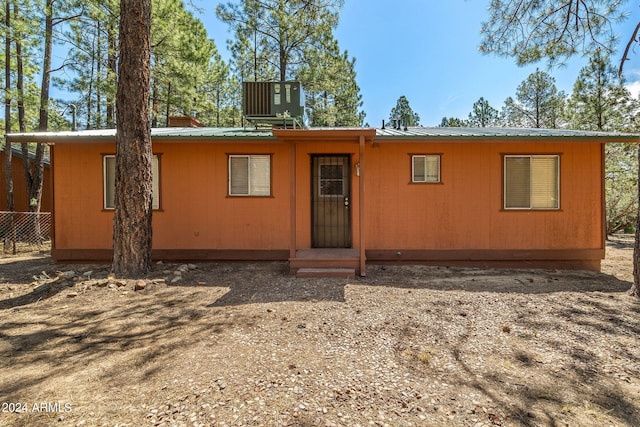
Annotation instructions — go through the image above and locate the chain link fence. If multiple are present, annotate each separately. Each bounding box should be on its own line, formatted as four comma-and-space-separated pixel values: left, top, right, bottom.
0, 211, 52, 255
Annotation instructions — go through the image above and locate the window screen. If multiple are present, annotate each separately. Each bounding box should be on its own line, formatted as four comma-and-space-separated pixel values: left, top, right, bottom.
229, 155, 271, 196
412, 155, 440, 183
504, 155, 559, 209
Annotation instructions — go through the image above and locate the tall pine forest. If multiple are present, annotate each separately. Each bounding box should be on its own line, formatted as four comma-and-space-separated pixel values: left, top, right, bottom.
1, 0, 366, 133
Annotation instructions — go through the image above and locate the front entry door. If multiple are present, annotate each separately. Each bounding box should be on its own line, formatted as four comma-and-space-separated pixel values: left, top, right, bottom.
311, 155, 351, 248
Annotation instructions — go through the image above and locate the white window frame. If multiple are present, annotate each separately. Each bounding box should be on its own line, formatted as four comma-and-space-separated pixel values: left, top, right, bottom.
504, 155, 560, 210
228, 154, 271, 196
103, 155, 160, 210
411, 154, 441, 183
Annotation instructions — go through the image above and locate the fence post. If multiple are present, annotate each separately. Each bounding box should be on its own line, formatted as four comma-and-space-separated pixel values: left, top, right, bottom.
10, 212, 16, 255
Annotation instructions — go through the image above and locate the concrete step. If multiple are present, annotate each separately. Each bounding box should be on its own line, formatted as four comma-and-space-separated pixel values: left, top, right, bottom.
289, 257, 360, 270
295, 267, 356, 279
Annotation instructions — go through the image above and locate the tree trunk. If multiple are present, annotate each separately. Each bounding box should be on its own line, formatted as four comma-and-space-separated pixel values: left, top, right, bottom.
165, 82, 171, 126
112, 0, 153, 277
86, 26, 95, 130
29, 0, 53, 219
96, 21, 102, 129
39, 0, 52, 133
15, 0, 36, 225
15, 2, 33, 211
106, 20, 117, 128
5, 0, 14, 213
151, 82, 158, 127
14, 1, 25, 134
630, 141, 640, 297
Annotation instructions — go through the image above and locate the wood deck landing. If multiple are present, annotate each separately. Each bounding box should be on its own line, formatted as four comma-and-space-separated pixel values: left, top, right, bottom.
293, 248, 360, 259
290, 248, 362, 277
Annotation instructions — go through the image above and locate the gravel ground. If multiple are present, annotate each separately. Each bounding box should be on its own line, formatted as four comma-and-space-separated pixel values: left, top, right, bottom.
0, 236, 639, 427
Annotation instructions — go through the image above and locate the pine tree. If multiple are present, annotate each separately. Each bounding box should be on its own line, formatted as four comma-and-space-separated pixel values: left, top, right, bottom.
388, 96, 420, 128
217, 0, 344, 82
112, 0, 153, 276
566, 50, 640, 132
502, 70, 564, 128
300, 37, 364, 127
217, 0, 362, 125
467, 97, 498, 127
480, 0, 640, 296
439, 117, 468, 127
565, 51, 640, 237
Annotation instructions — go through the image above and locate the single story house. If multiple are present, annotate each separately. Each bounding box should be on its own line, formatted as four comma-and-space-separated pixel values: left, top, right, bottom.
6, 126, 638, 276
0, 146, 52, 212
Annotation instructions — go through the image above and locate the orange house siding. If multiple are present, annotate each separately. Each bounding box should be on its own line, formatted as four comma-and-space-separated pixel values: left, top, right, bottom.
365, 141, 603, 250
0, 150, 52, 212
52, 142, 291, 253
47, 132, 607, 270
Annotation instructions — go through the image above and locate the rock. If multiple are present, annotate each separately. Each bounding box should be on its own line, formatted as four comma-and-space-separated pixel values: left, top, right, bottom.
82, 271, 93, 278
95, 279, 109, 287
188, 264, 197, 270
152, 279, 166, 285
58, 270, 76, 280
171, 276, 183, 284
67, 292, 78, 298
115, 280, 127, 287
173, 271, 182, 276
134, 280, 147, 291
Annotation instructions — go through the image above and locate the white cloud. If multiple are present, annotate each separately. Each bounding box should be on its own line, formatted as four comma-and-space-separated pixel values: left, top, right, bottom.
626, 81, 640, 99
623, 68, 640, 98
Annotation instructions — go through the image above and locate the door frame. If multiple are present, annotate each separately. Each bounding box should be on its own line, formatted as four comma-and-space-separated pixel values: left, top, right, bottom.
310, 154, 352, 248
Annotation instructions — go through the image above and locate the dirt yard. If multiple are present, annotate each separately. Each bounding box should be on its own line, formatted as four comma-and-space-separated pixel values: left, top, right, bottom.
1, 237, 639, 427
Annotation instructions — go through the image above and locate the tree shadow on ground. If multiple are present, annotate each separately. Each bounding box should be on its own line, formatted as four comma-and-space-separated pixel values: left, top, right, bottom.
161, 262, 347, 306
0, 257, 109, 311
0, 287, 252, 399
1, 255, 634, 311
435, 294, 640, 427
167, 261, 633, 307
363, 264, 633, 294
605, 236, 634, 250
0, 279, 76, 311
437, 324, 640, 426
204, 277, 347, 306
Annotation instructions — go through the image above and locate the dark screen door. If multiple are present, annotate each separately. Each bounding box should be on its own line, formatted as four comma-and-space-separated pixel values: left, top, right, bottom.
311, 155, 351, 248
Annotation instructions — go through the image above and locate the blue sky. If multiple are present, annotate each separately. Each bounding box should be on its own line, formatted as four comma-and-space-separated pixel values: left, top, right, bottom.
196, 0, 640, 127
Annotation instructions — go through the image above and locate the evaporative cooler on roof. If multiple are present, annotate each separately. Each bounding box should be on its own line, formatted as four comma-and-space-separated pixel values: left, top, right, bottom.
242, 81, 305, 128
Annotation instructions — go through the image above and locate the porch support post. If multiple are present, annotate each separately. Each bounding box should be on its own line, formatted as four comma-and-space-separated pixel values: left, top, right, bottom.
359, 135, 366, 276
289, 142, 296, 259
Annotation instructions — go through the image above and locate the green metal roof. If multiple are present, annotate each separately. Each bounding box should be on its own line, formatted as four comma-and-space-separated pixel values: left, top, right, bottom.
375, 126, 640, 140
5, 127, 276, 143
6, 126, 640, 143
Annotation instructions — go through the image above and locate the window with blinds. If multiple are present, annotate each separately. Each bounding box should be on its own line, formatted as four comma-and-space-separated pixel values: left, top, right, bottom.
504, 155, 559, 209
228, 155, 271, 196
412, 155, 440, 183
103, 155, 160, 209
